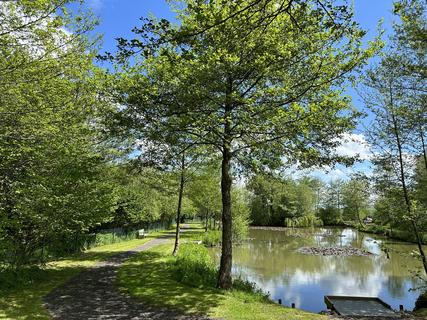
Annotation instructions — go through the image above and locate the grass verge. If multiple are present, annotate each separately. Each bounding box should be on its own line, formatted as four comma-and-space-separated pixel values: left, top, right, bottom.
118, 241, 326, 320
0, 230, 168, 320
413, 308, 427, 317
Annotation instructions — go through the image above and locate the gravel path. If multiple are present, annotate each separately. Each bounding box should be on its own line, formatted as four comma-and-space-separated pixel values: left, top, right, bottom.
43, 233, 209, 320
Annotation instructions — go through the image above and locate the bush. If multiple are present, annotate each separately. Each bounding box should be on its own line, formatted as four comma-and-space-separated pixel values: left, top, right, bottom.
202, 230, 222, 247
318, 206, 343, 225
0, 266, 48, 291
175, 243, 217, 287
284, 214, 323, 228
174, 243, 268, 297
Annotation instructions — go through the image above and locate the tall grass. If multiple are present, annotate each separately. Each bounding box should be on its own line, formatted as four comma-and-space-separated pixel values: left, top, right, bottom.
175, 243, 217, 287
202, 230, 222, 247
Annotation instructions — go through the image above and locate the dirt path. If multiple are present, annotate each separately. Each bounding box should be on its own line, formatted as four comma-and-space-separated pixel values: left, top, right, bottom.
43, 233, 209, 320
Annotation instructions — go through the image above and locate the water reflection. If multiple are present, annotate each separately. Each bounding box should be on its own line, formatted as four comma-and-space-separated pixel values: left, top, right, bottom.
211, 227, 424, 312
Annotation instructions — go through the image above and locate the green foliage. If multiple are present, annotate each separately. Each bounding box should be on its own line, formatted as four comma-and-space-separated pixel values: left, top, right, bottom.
318, 206, 342, 226
187, 162, 222, 227
0, 235, 160, 319
175, 243, 217, 287
109, 166, 179, 229
231, 187, 251, 241
113, 0, 379, 288
341, 178, 370, 223
414, 157, 427, 210
0, 1, 117, 267
119, 243, 325, 320
284, 215, 323, 228
248, 174, 321, 226
202, 230, 222, 247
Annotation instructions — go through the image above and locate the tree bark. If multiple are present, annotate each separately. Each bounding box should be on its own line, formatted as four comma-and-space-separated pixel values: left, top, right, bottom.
218, 143, 233, 289
218, 76, 233, 289
420, 127, 427, 171
390, 99, 427, 276
172, 153, 185, 256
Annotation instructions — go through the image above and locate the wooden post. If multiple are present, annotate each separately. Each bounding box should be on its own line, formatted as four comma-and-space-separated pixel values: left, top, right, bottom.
291, 303, 295, 308
278, 299, 282, 305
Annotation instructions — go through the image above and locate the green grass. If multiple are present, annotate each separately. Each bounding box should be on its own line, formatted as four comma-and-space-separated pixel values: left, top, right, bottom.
118, 236, 326, 320
0, 230, 167, 320
414, 308, 427, 317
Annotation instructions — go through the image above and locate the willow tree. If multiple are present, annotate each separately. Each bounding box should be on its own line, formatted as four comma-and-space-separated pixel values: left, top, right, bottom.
113, 0, 378, 289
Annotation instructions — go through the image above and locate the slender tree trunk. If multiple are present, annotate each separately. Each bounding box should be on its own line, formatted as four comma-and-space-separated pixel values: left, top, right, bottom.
356, 206, 363, 227
420, 127, 427, 171
218, 76, 233, 289
172, 153, 185, 256
390, 105, 427, 275
205, 209, 209, 232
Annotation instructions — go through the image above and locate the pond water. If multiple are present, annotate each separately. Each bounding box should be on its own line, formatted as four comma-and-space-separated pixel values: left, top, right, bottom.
211, 227, 426, 313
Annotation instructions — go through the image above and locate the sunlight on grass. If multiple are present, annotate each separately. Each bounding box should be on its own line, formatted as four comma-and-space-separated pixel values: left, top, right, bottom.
118, 241, 326, 320
0, 230, 167, 320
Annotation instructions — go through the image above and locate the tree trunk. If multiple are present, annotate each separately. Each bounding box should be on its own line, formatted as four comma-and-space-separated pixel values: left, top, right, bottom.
218, 76, 233, 289
390, 104, 427, 276
356, 206, 363, 227
218, 143, 233, 289
172, 153, 185, 256
420, 127, 427, 171
205, 209, 209, 232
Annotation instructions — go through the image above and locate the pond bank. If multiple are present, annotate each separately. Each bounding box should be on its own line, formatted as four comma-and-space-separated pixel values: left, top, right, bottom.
352, 224, 427, 245
224, 226, 426, 314
250, 224, 427, 245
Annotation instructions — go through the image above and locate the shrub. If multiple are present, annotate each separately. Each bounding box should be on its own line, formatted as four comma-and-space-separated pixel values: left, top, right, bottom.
174, 244, 268, 297
0, 266, 48, 290
202, 230, 222, 247
175, 243, 217, 287
232, 276, 267, 297
318, 206, 343, 225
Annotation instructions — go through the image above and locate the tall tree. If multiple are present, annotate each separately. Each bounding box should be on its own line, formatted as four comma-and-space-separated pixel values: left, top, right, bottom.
362, 56, 427, 276
392, 0, 427, 171
0, 0, 114, 266
342, 177, 370, 225
188, 162, 222, 231
113, 0, 378, 288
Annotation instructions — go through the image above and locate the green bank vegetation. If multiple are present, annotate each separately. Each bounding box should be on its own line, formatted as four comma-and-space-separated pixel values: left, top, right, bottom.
0, 232, 164, 319
0, 0, 426, 318
119, 234, 326, 320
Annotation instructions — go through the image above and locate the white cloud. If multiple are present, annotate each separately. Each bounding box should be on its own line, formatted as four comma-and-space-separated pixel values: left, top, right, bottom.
281, 133, 374, 182
334, 133, 372, 161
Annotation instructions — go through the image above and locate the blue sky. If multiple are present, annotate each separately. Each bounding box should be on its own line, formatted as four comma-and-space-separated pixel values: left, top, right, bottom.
80, 0, 396, 55
76, 0, 397, 182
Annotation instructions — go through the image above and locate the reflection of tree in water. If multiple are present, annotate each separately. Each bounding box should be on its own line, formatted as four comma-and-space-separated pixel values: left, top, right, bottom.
386, 275, 407, 297
226, 227, 425, 303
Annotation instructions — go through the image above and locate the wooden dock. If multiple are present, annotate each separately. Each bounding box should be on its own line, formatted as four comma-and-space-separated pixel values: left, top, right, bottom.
324, 295, 398, 317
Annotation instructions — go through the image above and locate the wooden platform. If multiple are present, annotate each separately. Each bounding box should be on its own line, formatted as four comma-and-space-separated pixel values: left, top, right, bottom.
324, 295, 398, 317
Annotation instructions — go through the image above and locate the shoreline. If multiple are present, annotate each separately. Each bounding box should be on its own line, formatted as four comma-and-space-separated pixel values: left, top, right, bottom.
249, 225, 427, 245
